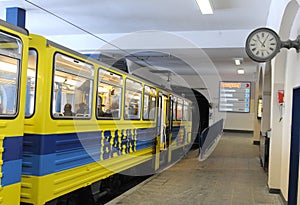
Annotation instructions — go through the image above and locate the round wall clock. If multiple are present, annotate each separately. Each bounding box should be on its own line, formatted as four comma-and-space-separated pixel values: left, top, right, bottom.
245, 28, 281, 62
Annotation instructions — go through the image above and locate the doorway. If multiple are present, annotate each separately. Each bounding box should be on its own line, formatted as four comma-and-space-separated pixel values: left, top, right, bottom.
288, 87, 300, 205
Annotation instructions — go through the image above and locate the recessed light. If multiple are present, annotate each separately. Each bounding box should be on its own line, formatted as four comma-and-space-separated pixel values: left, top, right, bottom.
234, 58, 243, 66
237, 68, 245, 75
195, 0, 213, 15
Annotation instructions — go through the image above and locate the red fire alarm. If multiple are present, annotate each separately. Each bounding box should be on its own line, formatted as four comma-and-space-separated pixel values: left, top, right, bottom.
278, 90, 284, 104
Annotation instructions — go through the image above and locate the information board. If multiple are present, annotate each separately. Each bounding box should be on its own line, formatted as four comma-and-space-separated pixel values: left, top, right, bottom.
219, 81, 251, 113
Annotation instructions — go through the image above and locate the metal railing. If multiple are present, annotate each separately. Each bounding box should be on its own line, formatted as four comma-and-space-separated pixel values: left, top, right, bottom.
198, 119, 224, 161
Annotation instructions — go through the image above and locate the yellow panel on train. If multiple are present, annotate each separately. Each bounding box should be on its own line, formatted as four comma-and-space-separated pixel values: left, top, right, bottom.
0, 20, 28, 205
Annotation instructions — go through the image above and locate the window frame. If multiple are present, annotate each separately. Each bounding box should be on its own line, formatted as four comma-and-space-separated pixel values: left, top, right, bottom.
0, 31, 23, 119
143, 85, 156, 121
182, 100, 189, 121
25, 48, 38, 118
176, 98, 183, 121
96, 68, 123, 120
172, 96, 177, 121
124, 78, 142, 120
51, 52, 94, 120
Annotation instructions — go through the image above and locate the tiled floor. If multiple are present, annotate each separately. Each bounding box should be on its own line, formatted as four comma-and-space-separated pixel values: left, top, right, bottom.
107, 132, 283, 205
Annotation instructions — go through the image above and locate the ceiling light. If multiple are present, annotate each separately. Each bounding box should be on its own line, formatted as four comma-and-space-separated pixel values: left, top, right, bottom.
235, 59, 241, 66
234, 58, 243, 66
195, 0, 214, 15
235, 59, 241, 65
237, 68, 245, 75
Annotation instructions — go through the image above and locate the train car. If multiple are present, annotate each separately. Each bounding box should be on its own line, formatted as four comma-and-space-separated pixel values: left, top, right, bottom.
169, 96, 193, 162
19, 32, 193, 205
0, 19, 29, 204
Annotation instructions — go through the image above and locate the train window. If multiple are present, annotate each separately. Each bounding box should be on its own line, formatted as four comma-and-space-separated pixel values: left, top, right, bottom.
177, 98, 183, 121
97, 69, 122, 119
25, 49, 38, 118
0, 32, 22, 118
172, 97, 177, 121
52, 53, 94, 118
124, 78, 142, 120
183, 101, 189, 121
143, 85, 156, 120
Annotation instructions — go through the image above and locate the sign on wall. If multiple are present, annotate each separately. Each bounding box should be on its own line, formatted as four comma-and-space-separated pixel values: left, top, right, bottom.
219, 81, 251, 113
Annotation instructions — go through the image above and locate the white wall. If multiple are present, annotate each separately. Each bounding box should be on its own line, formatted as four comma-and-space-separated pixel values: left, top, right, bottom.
266, 0, 300, 202
281, 10, 300, 201
216, 65, 257, 131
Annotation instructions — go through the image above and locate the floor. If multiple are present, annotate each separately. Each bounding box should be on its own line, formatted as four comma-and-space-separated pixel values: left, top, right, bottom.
106, 132, 283, 205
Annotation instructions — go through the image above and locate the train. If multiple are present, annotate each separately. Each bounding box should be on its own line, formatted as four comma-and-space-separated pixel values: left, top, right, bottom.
0, 19, 198, 204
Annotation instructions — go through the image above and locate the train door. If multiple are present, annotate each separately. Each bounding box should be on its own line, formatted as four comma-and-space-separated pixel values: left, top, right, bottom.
288, 87, 300, 205
155, 93, 169, 169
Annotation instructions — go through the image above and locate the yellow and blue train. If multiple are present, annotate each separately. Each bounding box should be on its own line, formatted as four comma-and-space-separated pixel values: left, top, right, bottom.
0, 19, 194, 205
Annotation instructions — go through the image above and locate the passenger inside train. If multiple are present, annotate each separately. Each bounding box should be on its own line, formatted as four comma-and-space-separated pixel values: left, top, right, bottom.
97, 96, 104, 117
63, 103, 75, 116
77, 102, 88, 114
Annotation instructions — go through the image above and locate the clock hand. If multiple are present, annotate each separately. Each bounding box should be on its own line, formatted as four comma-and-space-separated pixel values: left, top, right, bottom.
261, 34, 269, 47
256, 34, 264, 45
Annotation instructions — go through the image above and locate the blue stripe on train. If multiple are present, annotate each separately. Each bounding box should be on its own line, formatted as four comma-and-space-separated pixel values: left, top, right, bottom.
136, 139, 153, 150
22, 149, 101, 176
172, 126, 180, 140
23, 131, 101, 176
22, 128, 155, 176
171, 126, 186, 145
136, 128, 155, 150
23, 132, 101, 155
2, 159, 22, 186
1, 137, 23, 186
3, 136, 23, 161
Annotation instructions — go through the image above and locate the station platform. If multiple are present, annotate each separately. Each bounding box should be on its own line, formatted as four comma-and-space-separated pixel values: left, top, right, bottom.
106, 132, 283, 205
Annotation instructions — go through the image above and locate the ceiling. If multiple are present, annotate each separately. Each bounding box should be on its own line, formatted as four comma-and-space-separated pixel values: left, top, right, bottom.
0, 0, 271, 34
0, 0, 272, 95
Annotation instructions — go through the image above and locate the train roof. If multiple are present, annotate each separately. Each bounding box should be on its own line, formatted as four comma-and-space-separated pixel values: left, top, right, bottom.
31, 34, 192, 103
0, 19, 29, 36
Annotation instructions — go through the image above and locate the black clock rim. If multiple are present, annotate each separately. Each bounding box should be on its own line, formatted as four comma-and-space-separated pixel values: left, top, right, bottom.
245, 27, 281, 62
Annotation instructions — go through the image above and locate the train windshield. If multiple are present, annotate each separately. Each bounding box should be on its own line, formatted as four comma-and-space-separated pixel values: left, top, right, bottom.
0, 32, 22, 118
52, 53, 94, 118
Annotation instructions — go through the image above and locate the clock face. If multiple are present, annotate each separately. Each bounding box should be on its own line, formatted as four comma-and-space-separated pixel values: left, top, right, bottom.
245, 28, 281, 62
